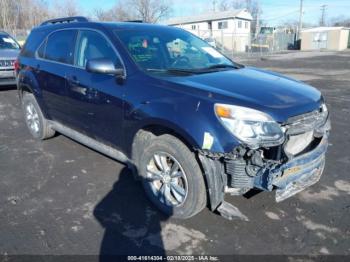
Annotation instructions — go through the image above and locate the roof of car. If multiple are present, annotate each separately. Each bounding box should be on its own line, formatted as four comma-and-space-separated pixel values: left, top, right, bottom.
35, 17, 171, 32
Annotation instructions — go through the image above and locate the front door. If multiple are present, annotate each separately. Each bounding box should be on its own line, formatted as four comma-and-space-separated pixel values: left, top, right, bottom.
65, 29, 125, 148
312, 32, 327, 49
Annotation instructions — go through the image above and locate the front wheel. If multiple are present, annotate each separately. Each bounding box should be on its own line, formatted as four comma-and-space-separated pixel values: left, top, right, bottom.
137, 134, 207, 219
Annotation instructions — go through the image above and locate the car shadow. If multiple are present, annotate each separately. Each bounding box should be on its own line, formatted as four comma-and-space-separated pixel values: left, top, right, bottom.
0, 85, 16, 91
94, 166, 169, 261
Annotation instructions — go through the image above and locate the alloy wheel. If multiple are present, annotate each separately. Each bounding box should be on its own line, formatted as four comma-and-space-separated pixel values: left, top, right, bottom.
146, 152, 188, 207
25, 103, 40, 134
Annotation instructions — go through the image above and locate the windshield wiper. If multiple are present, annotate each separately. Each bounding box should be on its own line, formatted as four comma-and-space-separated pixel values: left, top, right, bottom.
146, 65, 243, 75
205, 64, 242, 70
167, 68, 203, 74
146, 68, 201, 75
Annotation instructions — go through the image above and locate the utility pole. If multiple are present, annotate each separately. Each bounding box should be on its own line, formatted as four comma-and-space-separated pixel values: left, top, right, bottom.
212, 0, 217, 12
320, 4, 327, 26
255, 5, 260, 37
298, 0, 303, 40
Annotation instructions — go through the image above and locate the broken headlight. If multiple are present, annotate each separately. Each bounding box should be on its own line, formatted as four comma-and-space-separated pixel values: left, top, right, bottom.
215, 104, 285, 148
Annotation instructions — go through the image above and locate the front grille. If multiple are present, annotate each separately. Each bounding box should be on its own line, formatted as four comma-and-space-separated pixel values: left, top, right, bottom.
0, 60, 15, 68
284, 106, 327, 135
283, 105, 328, 156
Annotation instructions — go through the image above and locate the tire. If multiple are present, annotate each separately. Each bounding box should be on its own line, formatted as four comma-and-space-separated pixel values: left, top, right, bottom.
136, 133, 207, 219
22, 92, 55, 140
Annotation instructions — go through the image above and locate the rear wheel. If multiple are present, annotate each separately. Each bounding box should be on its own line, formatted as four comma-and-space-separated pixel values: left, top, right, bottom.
22, 92, 55, 140
136, 133, 207, 219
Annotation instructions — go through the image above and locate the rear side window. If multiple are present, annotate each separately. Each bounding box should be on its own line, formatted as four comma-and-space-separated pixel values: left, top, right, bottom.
21, 30, 47, 58
75, 30, 121, 68
45, 30, 77, 64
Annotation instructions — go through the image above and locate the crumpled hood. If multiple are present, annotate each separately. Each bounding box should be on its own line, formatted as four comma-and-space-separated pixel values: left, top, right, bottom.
0, 49, 20, 59
167, 66, 322, 123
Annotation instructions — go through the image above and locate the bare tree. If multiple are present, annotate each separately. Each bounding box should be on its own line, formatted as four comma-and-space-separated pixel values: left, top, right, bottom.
93, 2, 134, 22
330, 15, 350, 27
51, 0, 79, 17
19, 0, 50, 29
219, 0, 230, 11
0, 0, 21, 32
1, 0, 172, 36
93, 8, 115, 21
127, 0, 172, 23
93, 0, 172, 23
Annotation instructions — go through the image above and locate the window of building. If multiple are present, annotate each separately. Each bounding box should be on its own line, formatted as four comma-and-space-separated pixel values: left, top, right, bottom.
218, 21, 228, 29
191, 25, 197, 30
245, 21, 248, 29
45, 30, 77, 64
238, 20, 242, 28
75, 30, 121, 68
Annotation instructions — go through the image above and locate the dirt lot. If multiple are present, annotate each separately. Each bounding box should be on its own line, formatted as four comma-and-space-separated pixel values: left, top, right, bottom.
0, 50, 349, 258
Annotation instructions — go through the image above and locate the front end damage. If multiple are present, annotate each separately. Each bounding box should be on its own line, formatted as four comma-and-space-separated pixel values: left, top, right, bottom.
198, 106, 331, 220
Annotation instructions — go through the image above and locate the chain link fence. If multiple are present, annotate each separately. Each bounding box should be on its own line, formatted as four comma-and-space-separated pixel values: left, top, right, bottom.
197, 29, 297, 58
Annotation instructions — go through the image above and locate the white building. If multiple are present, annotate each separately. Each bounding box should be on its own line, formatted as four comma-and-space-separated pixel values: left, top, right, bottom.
166, 10, 253, 52
300, 27, 350, 51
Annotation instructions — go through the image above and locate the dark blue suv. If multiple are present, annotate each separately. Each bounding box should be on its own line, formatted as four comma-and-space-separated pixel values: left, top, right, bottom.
17, 17, 330, 219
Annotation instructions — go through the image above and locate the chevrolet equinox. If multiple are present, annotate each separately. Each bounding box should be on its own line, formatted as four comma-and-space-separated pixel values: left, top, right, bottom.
16, 17, 331, 219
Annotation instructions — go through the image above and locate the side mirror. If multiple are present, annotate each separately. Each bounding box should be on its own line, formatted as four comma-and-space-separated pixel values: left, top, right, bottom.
86, 58, 124, 77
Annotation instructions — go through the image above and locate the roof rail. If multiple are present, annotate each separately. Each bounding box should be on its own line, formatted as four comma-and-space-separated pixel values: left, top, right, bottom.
40, 16, 89, 26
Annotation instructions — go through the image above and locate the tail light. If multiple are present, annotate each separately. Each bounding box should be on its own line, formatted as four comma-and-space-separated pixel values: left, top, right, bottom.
14, 58, 20, 73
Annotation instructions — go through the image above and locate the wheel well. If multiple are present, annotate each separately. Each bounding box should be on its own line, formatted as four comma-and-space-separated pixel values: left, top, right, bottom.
19, 85, 33, 99
139, 125, 194, 151
131, 125, 196, 164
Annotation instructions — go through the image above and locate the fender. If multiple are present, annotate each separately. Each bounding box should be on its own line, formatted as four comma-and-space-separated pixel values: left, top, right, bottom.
124, 94, 240, 158
17, 64, 51, 120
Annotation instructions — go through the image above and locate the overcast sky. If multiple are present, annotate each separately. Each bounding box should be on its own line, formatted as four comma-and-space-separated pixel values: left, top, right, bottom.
68, 0, 350, 26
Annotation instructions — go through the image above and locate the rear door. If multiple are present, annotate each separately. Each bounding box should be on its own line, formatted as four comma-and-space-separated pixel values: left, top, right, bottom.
37, 29, 77, 124
65, 29, 125, 148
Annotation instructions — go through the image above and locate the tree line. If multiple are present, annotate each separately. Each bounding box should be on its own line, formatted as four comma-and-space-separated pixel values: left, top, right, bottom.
1, 0, 349, 36
0, 0, 80, 32
0, 0, 173, 33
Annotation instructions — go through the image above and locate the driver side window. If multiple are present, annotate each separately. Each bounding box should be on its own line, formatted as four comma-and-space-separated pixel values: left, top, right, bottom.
166, 38, 210, 67
75, 30, 121, 68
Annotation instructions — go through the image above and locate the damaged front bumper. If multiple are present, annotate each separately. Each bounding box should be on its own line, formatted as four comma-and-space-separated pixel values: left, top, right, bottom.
198, 131, 329, 217
256, 134, 328, 202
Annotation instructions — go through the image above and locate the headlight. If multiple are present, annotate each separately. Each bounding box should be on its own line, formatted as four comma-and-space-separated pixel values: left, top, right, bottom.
214, 104, 285, 148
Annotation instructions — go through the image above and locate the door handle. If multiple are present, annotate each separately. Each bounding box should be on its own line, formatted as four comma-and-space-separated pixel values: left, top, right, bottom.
67, 76, 80, 85
71, 86, 87, 95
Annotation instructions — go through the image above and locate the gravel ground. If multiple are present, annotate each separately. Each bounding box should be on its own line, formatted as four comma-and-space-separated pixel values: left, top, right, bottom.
0, 50, 349, 258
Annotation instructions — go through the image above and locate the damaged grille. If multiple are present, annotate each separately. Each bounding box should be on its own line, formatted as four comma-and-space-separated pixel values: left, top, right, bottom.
284, 106, 327, 135
283, 105, 328, 156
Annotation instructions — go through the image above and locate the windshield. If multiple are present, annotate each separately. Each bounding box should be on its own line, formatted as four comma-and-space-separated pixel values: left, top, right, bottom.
115, 27, 239, 74
0, 34, 20, 50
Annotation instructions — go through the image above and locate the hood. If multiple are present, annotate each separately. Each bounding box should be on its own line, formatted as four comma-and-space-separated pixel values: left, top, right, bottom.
165, 67, 322, 123
0, 49, 20, 60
